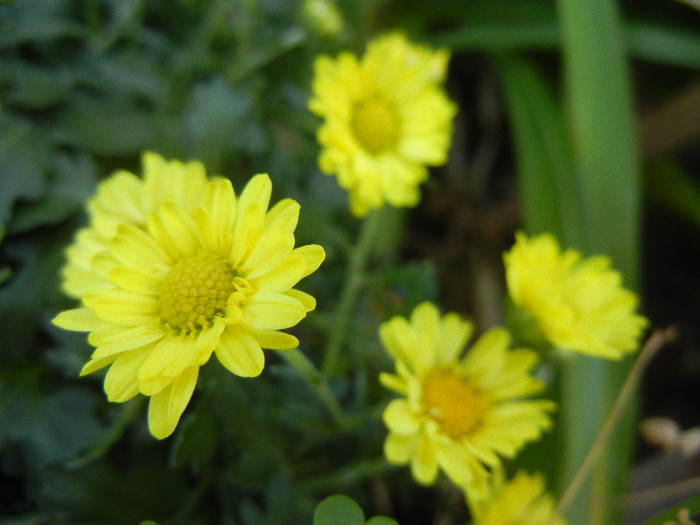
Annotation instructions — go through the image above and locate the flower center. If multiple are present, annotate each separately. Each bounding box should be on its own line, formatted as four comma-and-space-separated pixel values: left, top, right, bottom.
421, 371, 486, 439
351, 98, 399, 153
159, 254, 235, 333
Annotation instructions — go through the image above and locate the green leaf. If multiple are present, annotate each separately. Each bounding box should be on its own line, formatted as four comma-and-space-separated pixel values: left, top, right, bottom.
647, 160, 700, 230
0, 58, 75, 109
170, 407, 219, 472
10, 153, 97, 233
183, 77, 265, 172
554, 1, 643, 524
491, 54, 581, 242
433, 2, 700, 70
0, 0, 84, 47
52, 93, 155, 156
0, 113, 50, 225
314, 495, 365, 525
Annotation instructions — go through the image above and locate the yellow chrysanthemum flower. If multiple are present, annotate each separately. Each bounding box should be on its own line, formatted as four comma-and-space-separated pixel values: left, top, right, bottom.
503, 232, 648, 360
379, 302, 555, 496
53, 152, 325, 439
308, 33, 457, 217
469, 471, 565, 525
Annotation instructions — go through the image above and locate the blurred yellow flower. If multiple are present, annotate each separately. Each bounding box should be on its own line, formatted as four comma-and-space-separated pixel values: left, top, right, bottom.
308, 33, 457, 217
53, 152, 325, 439
503, 231, 648, 359
379, 302, 554, 496
469, 471, 565, 525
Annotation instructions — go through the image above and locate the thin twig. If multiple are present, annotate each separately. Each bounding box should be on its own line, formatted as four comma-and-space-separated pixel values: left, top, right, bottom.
550, 327, 675, 524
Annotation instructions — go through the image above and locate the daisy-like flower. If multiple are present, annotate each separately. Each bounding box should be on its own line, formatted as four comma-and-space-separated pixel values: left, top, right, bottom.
53, 152, 325, 439
308, 33, 457, 217
469, 471, 565, 525
379, 302, 554, 496
503, 231, 648, 360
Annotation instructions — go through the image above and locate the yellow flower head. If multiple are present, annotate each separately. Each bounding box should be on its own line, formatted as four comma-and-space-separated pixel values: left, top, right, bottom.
53, 152, 325, 439
469, 471, 565, 525
503, 232, 648, 360
379, 302, 554, 496
308, 33, 457, 217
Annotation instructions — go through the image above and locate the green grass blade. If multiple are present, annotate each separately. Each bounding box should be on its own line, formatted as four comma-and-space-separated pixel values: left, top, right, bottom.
556, 1, 643, 524
491, 54, 583, 243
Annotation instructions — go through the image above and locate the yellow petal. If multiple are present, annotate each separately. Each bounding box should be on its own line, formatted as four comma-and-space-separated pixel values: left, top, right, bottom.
283, 289, 316, 312
138, 336, 183, 384
436, 312, 471, 363
378, 372, 407, 395
52, 308, 101, 331
104, 346, 151, 402
293, 244, 326, 278
242, 293, 306, 330
80, 354, 119, 376
147, 366, 199, 439
247, 328, 299, 350
149, 202, 200, 259
384, 432, 415, 463
250, 254, 305, 294
383, 399, 421, 433
264, 198, 300, 233
110, 224, 171, 269
84, 290, 158, 327
229, 204, 264, 266
237, 174, 272, 218
242, 230, 295, 279
215, 327, 265, 377
91, 328, 163, 361
411, 430, 438, 485
201, 179, 237, 234
109, 267, 158, 295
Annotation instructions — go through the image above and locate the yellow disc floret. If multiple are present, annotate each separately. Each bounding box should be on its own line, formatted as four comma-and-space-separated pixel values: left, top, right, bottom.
159, 254, 235, 333
422, 371, 486, 439
351, 98, 399, 153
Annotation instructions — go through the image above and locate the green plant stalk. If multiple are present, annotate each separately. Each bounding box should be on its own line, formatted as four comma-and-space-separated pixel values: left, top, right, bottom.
322, 208, 383, 375
555, 0, 642, 524
282, 346, 347, 428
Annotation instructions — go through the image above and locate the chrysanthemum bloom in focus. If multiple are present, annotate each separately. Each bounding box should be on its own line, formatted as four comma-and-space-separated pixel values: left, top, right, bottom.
308, 33, 457, 217
53, 152, 325, 439
503, 231, 648, 360
379, 302, 554, 496
469, 471, 565, 525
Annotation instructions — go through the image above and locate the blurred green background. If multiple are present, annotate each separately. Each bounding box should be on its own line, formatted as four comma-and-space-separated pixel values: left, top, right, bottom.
1, 0, 699, 524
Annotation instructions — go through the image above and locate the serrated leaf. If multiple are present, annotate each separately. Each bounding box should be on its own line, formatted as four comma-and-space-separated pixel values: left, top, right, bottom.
0, 113, 50, 224
183, 77, 266, 172
313, 495, 365, 525
52, 93, 155, 156
0, 58, 75, 109
9, 153, 97, 233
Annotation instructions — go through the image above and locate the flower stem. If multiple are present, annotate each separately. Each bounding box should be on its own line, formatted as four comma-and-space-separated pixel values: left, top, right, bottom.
550, 328, 673, 524
282, 346, 347, 428
322, 208, 383, 375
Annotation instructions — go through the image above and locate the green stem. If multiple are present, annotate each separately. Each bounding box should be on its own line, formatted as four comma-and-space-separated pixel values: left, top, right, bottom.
551, 329, 670, 524
298, 457, 392, 492
322, 208, 383, 375
282, 346, 347, 428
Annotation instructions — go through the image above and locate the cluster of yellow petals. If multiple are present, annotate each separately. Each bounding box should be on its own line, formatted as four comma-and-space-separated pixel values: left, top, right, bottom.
504, 231, 648, 359
379, 302, 554, 496
309, 33, 457, 217
53, 152, 325, 439
469, 471, 566, 525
